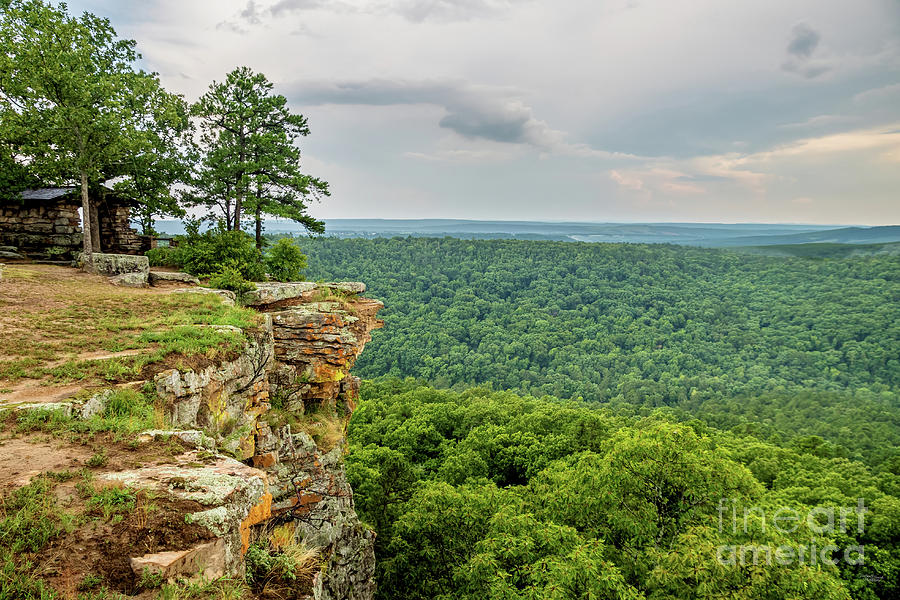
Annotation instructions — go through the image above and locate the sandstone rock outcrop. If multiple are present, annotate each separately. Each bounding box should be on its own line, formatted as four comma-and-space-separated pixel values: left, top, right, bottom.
3, 281, 383, 598
144, 283, 382, 598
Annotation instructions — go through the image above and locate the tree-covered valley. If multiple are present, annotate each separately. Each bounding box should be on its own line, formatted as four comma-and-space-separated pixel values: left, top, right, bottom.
299, 236, 900, 599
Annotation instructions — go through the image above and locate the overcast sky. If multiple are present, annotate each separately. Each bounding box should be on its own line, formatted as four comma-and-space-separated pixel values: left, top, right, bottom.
67, 0, 900, 224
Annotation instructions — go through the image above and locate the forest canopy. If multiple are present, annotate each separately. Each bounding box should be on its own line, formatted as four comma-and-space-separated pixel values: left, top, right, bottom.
303, 237, 900, 467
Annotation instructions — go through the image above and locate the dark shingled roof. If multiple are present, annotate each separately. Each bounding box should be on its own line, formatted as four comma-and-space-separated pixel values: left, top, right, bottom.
20, 187, 78, 201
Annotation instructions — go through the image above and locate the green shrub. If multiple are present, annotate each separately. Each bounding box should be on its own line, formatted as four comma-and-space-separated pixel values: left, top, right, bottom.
176, 226, 265, 281
145, 246, 181, 268
265, 238, 308, 282
208, 266, 257, 294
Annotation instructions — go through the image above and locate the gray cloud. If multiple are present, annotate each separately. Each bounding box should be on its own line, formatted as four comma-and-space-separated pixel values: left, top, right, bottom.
289, 78, 625, 157
270, 0, 332, 17
390, 0, 528, 23
224, 0, 526, 26
240, 1, 263, 24
290, 79, 533, 144
781, 22, 830, 78
787, 23, 820, 58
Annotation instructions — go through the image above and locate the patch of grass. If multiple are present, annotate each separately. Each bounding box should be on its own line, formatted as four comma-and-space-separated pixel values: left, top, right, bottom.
0, 557, 56, 600
0, 357, 42, 381
46, 469, 77, 482
14, 388, 160, 439
87, 484, 136, 519
0, 476, 71, 554
138, 568, 164, 590
291, 404, 347, 452
78, 573, 104, 591
0, 265, 262, 388
86, 449, 108, 468
0, 476, 73, 599
308, 287, 358, 313
245, 526, 320, 598
156, 577, 249, 600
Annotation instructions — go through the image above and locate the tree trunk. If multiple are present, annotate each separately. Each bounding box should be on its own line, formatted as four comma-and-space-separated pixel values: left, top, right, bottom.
80, 171, 93, 257
90, 200, 101, 253
224, 183, 233, 230
234, 135, 245, 231
255, 204, 263, 249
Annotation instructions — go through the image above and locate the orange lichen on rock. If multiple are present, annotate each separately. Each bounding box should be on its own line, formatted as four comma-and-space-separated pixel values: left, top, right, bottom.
240, 492, 273, 555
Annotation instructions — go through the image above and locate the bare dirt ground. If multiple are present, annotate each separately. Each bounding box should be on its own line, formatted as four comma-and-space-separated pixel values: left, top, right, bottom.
0, 436, 93, 488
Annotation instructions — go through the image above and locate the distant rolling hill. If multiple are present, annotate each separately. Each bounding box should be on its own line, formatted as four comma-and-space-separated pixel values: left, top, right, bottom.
734, 241, 900, 258
716, 225, 900, 247
152, 219, 900, 248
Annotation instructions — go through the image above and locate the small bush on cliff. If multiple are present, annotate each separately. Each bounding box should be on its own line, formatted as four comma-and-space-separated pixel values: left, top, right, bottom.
245, 531, 320, 596
265, 237, 308, 282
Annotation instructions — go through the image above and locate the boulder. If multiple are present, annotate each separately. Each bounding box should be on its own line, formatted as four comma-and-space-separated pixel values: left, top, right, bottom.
0, 246, 17, 253
130, 539, 226, 582
79, 389, 112, 419
242, 282, 316, 307
0, 250, 25, 260
149, 271, 202, 286
321, 281, 366, 295
87, 253, 149, 277
171, 287, 237, 307
138, 429, 217, 449
109, 272, 149, 288
101, 451, 270, 573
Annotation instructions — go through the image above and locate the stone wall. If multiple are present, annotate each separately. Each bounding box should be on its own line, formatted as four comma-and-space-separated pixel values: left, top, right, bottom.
97, 199, 143, 254
0, 198, 82, 260
0, 192, 142, 259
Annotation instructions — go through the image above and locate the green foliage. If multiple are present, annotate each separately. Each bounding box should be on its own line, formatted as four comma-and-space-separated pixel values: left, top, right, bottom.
188, 66, 327, 245
245, 534, 319, 596
208, 266, 256, 294
87, 486, 136, 519
175, 226, 265, 281
137, 568, 163, 590
145, 246, 181, 268
77, 573, 104, 591
0, 477, 69, 554
307, 238, 900, 469
0, 147, 40, 202
0, 0, 189, 254
86, 449, 109, 468
348, 380, 898, 600
265, 237, 308, 282
0, 476, 72, 599
14, 388, 161, 438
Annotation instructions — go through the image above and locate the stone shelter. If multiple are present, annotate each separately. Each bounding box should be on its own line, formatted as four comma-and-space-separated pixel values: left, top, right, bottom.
0, 186, 142, 260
